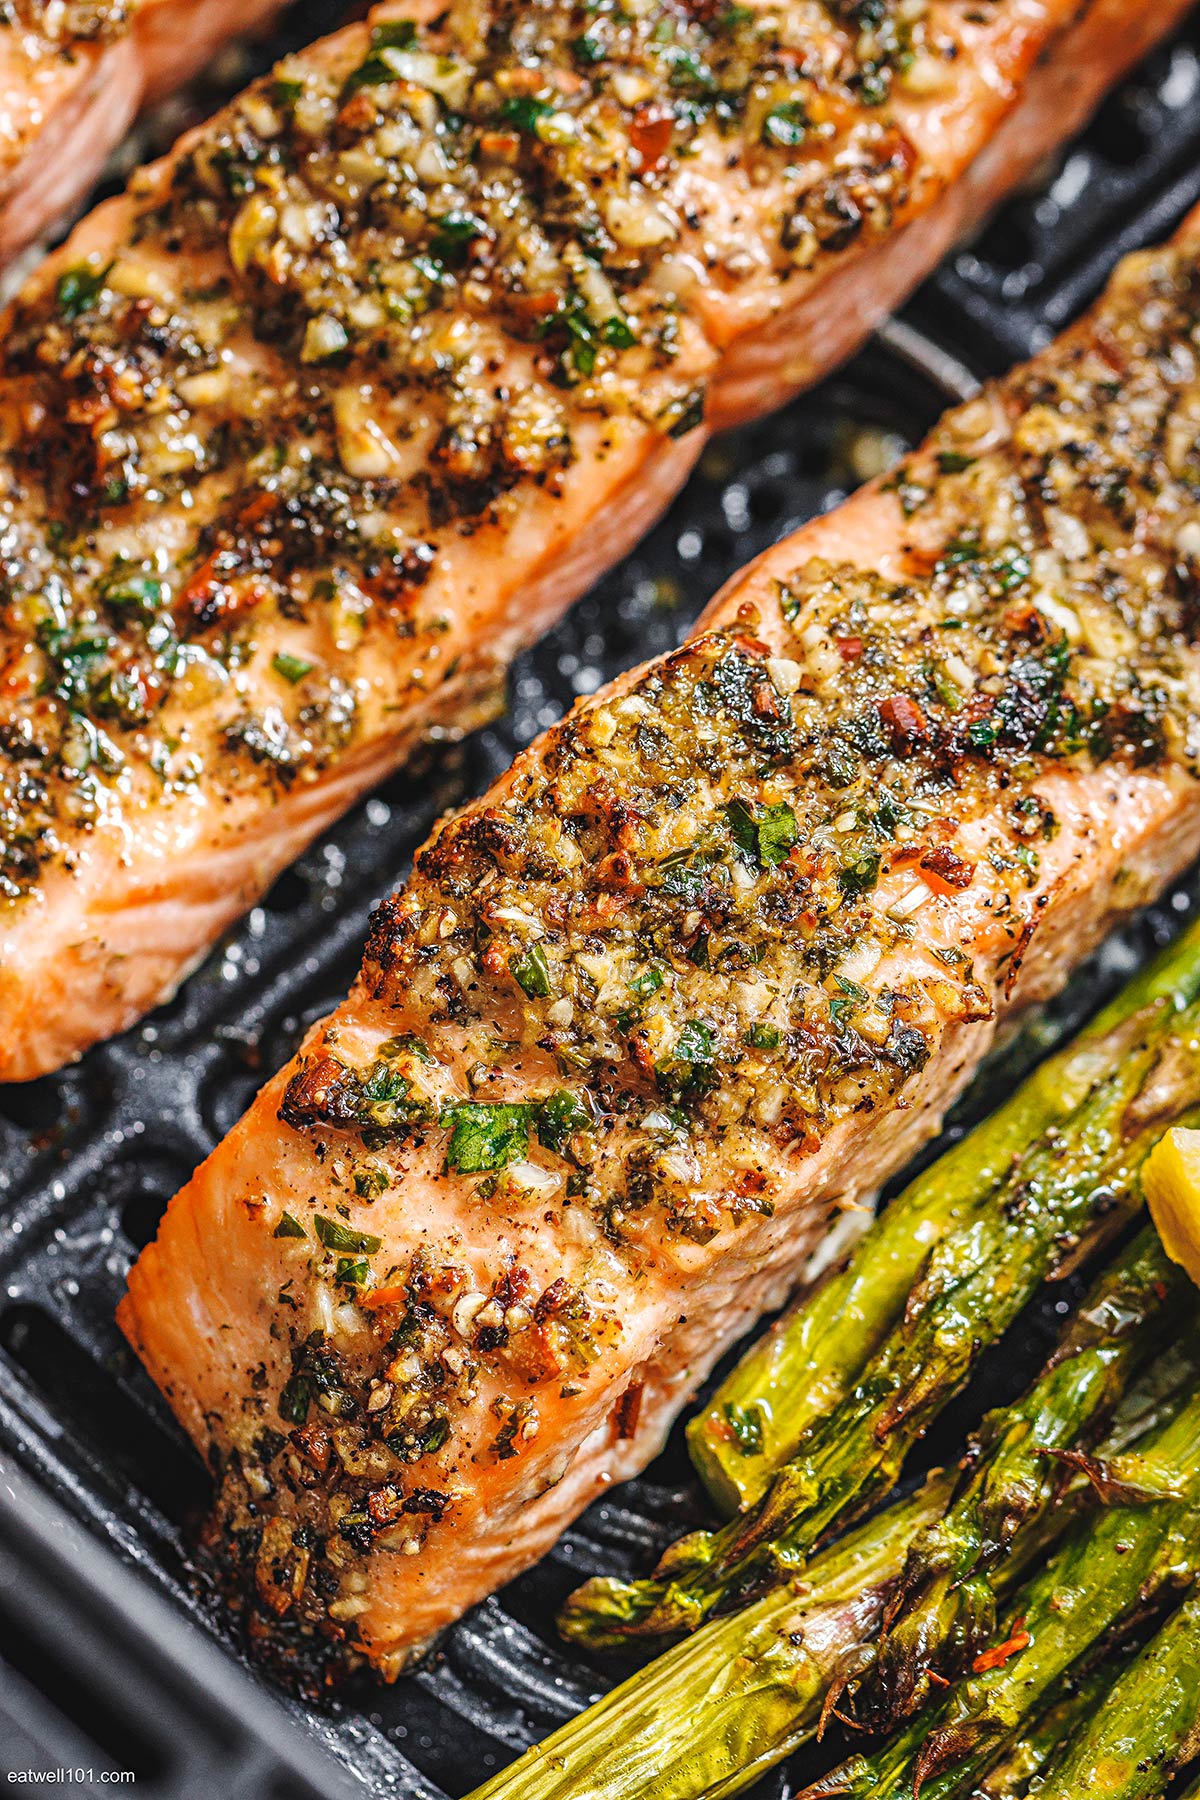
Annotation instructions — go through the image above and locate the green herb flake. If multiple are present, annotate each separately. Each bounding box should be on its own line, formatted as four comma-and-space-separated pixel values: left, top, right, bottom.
511, 942, 553, 998
746, 1023, 781, 1050
762, 101, 807, 148
536, 1089, 591, 1154
271, 651, 314, 685
724, 1400, 765, 1456
380, 1032, 436, 1066
676, 1019, 715, 1065
101, 574, 164, 616
353, 1165, 389, 1199
419, 1416, 450, 1454
602, 315, 637, 350
343, 18, 420, 93
313, 1214, 382, 1254
725, 798, 798, 869
371, 18, 417, 48
663, 386, 707, 439
499, 94, 553, 134
443, 1102, 532, 1173
278, 1373, 312, 1425
759, 803, 798, 867
273, 1210, 307, 1239
430, 210, 488, 263
56, 263, 111, 320
837, 850, 882, 899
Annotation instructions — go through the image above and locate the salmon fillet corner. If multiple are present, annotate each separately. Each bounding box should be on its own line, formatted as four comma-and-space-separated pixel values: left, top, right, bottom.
0, 0, 290, 264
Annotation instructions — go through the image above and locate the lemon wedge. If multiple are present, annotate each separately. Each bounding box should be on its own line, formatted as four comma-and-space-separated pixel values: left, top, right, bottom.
1142, 1126, 1200, 1287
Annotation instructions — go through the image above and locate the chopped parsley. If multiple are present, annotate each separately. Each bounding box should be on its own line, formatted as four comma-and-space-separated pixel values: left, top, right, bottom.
657, 1018, 718, 1093
56, 263, 110, 320
726, 797, 798, 869
499, 94, 553, 134
762, 101, 807, 147
271, 651, 313, 685
443, 1101, 532, 1172
511, 942, 553, 998
313, 1214, 382, 1254
536, 1089, 592, 1153
746, 1023, 780, 1050
837, 850, 881, 899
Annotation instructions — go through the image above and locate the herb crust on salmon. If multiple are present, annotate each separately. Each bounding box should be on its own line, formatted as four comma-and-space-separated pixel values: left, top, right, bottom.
1, 0, 1181, 1079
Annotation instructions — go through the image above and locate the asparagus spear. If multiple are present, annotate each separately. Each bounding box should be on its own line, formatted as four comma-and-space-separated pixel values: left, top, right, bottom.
466, 1478, 952, 1800
798, 1384, 1200, 1800
470, 1324, 1200, 1800
561, 1023, 1200, 1651
1031, 1585, 1200, 1800
964, 1663, 1114, 1800
849, 1226, 1183, 1730
690, 917, 1200, 1515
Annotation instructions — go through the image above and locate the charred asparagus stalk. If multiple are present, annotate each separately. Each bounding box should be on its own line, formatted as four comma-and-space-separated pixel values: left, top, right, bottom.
561, 1012, 1200, 1652
1030, 1584, 1200, 1800
798, 1385, 1200, 1800
690, 918, 1200, 1515
846, 1226, 1183, 1730
473, 1333, 1199, 1800
472, 1300, 1200, 1800
467, 1478, 952, 1800
965, 1664, 1114, 1800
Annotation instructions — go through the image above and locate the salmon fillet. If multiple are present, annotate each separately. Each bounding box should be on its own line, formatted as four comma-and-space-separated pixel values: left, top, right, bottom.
120, 205, 1200, 1681
0, 0, 289, 264
0, 0, 1184, 1081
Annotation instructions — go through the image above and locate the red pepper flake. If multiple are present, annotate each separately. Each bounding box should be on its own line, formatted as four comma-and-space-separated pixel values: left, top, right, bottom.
890, 845, 923, 871
367, 1484, 404, 1526
879, 693, 930, 749
919, 844, 975, 895
1002, 600, 1047, 640
971, 1618, 1031, 1673
292, 1422, 332, 1474
630, 105, 674, 172
533, 1277, 570, 1322
360, 1282, 408, 1312
835, 635, 863, 661
597, 850, 642, 891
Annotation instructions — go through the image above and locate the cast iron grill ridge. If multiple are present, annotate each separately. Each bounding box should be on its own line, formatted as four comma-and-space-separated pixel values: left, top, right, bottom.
4, 12, 1200, 1796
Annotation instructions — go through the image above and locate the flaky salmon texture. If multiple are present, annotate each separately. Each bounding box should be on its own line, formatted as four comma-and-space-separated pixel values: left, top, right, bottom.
0, 0, 288, 263
121, 205, 1200, 1683
0, 0, 1183, 1081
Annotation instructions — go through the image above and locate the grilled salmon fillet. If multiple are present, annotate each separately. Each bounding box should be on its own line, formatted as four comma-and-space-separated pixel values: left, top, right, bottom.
121, 205, 1200, 1680
0, 0, 1185, 1082
0, 0, 289, 264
